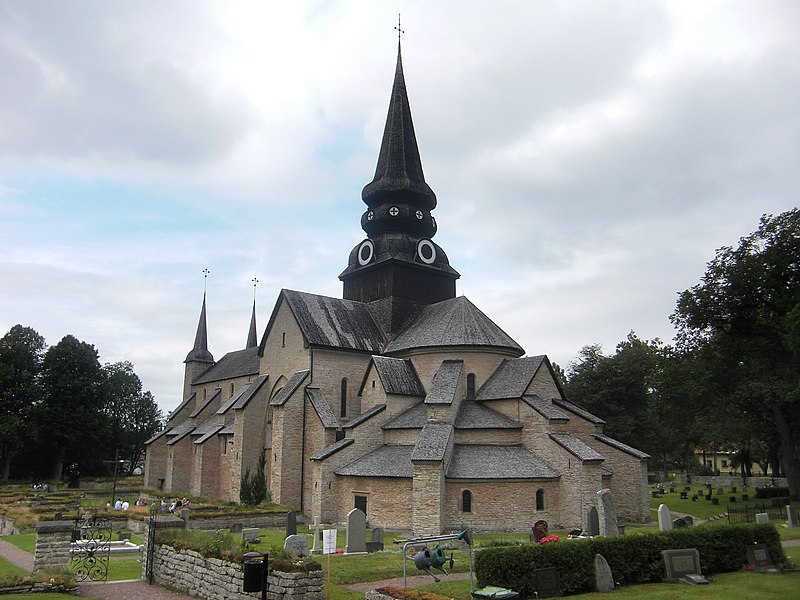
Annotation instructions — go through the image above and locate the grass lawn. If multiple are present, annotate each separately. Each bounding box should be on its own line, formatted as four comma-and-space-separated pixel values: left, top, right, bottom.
648, 484, 798, 522
3, 533, 35, 553
0, 554, 28, 577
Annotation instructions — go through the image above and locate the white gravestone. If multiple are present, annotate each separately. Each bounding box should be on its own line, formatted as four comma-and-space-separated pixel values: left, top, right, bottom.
658, 504, 672, 532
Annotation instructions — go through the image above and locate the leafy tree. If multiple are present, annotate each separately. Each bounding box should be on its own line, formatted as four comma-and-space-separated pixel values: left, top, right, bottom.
672, 209, 800, 498
38, 335, 105, 480
0, 325, 46, 480
101, 361, 163, 475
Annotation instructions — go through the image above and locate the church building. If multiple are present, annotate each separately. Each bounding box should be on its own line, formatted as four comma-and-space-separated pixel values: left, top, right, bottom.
145, 42, 650, 535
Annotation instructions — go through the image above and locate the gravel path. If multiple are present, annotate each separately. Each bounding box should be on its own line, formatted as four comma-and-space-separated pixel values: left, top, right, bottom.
78, 579, 196, 599
0, 537, 34, 571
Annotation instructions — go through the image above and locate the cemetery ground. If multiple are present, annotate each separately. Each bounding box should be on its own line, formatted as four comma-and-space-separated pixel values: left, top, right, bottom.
1, 480, 799, 599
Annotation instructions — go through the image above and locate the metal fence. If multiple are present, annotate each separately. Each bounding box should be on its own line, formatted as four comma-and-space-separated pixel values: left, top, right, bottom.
727, 503, 786, 525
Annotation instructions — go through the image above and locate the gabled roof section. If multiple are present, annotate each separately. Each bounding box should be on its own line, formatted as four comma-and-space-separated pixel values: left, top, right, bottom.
553, 398, 606, 425
145, 427, 170, 445
232, 374, 270, 410
549, 432, 605, 462
185, 293, 214, 364
344, 404, 386, 429
411, 421, 452, 462
425, 360, 462, 405
593, 434, 651, 460
454, 399, 521, 429
360, 356, 425, 396
307, 388, 339, 429
477, 356, 545, 401
522, 395, 570, 422
310, 438, 355, 461
382, 401, 426, 430
270, 370, 310, 406
259, 290, 385, 355
193, 347, 260, 385
189, 388, 221, 419
446, 445, 559, 479
191, 415, 222, 437
167, 392, 196, 423
194, 424, 225, 445
384, 296, 524, 356
335, 445, 414, 478
165, 419, 195, 445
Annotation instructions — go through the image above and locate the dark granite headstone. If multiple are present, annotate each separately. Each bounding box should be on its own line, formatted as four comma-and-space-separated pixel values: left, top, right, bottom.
746, 544, 779, 573
533, 567, 562, 598
683, 515, 694, 527
711, 498, 719, 505
532, 520, 549, 542
230, 523, 243, 533
680, 491, 688, 499
586, 506, 600, 536
662, 548, 708, 585
286, 511, 297, 537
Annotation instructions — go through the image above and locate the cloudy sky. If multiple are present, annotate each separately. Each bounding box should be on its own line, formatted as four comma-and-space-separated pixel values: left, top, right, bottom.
1, 0, 798, 414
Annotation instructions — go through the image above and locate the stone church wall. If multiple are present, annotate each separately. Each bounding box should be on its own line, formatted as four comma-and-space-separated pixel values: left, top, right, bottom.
585, 439, 649, 522
259, 300, 310, 382
335, 476, 413, 529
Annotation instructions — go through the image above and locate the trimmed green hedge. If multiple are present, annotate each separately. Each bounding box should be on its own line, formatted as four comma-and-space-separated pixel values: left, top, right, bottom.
474, 524, 783, 597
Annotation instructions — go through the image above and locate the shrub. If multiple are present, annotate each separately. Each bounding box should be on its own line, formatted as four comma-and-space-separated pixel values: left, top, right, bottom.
474, 523, 783, 596
240, 449, 270, 506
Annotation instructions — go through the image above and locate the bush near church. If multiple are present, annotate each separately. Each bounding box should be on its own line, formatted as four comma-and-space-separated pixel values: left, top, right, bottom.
475, 524, 783, 596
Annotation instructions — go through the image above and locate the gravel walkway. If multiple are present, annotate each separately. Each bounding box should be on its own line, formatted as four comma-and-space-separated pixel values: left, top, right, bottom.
0, 537, 34, 571
78, 579, 196, 599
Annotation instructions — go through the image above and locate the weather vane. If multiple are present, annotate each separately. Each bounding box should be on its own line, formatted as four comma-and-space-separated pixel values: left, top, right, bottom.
202, 268, 211, 293
395, 13, 404, 41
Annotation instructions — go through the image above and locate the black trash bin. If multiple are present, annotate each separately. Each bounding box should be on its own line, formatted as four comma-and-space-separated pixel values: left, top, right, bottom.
243, 552, 266, 593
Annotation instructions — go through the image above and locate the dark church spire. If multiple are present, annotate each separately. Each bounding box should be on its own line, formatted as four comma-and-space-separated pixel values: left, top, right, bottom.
185, 292, 214, 364
246, 299, 258, 349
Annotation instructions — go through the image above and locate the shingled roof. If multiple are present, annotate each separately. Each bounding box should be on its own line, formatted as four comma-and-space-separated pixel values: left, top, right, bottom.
165, 419, 195, 445
189, 388, 221, 418
167, 392, 196, 423
384, 296, 524, 355
522, 395, 570, 422
446, 445, 559, 479
217, 374, 270, 414
382, 402, 426, 430
344, 404, 386, 429
553, 399, 606, 425
310, 438, 354, 461
307, 388, 339, 429
476, 356, 545, 401
411, 422, 453, 462
270, 370, 310, 406
193, 347, 260, 385
549, 432, 605, 462
426, 360, 462, 405
593, 434, 650, 460
362, 356, 425, 396
260, 290, 385, 354
335, 445, 414, 478
454, 398, 521, 429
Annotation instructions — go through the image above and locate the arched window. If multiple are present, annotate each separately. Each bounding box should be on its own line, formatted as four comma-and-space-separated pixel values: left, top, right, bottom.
461, 489, 472, 513
536, 488, 545, 511
340, 378, 348, 417
466, 373, 476, 400
230, 382, 235, 397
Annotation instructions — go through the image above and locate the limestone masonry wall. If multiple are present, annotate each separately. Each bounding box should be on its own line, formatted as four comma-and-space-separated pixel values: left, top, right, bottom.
150, 544, 323, 600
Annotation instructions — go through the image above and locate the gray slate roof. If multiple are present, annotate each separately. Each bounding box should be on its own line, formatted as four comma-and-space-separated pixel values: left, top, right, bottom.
194, 423, 225, 445
553, 399, 606, 425
593, 434, 651, 460
145, 428, 169, 445
548, 432, 605, 462
165, 419, 195, 445
263, 290, 385, 353
310, 438, 354, 461
344, 404, 386, 429
411, 422, 453, 462
522, 395, 570, 421
193, 347, 260, 385
307, 388, 339, 429
335, 445, 414, 478
426, 360, 462, 405
270, 370, 310, 406
189, 388, 221, 418
454, 399, 521, 429
191, 415, 222, 437
385, 296, 524, 355
446, 445, 559, 479
232, 374, 270, 410
366, 356, 425, 396
477, 356, 545, 401
382, 402, 426, 430
167, 392, 196, 423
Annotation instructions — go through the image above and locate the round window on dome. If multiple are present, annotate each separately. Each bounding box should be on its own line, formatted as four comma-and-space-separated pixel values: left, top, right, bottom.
417, 239, 436, 264
358, 240, 374, 266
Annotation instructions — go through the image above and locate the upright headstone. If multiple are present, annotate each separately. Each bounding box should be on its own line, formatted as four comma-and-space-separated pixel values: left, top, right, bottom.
594, 554, 614, 593
532, 520, 549, 542
755, 512, 769, 525
533, 567, 561, 598
230, 523, 243, 534
683, 515, 694, 527
586, 506, 600, 536
284, 534, 310, 557
286, 511, 297, 537
658, 504, 672, 532
662, 548, 708, 585
786, 505, 798, 528
597, 489, 620, 537
311, 519, 324, 554
366, 527, 384, 552
746, 544, 779, 573
345, 508, 367, 554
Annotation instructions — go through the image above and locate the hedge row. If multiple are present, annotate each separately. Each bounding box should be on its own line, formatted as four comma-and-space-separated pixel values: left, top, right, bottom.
474, 524, 783, 597
755, 487, 790, 499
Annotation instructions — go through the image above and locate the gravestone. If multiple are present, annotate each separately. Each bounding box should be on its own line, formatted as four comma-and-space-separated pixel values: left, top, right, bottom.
532, 520, 549, 542
119, 532, 132, 541
680, 491, 688, 499
669, 487, 675, 493
731, 486, 737, 493
284, 534, 310, 557
242, 528, 260, 542
787, 505, 798, 528
594, 554, 614, 593
683, 515, 694, 527
658, 504, 672, 532
533, 567, 562, 598
691, 496, 698, 502
705, 494, 712, 501
672, 517, 686, 529
729, 496, 736, 503
586, 506, 599, 536
230, 523, 243, 534
716, 488, 724, 496
54, 512, 62, 520
662, 548, 709, 585
711, 498, 719, 505
366, 527, 384, 553
345, 508, 367, 554
597, 489, 619, 537
755, 512, 769, 525
311, 520, 324, 554
286, 511, 297, 537
746, 544, 779, 573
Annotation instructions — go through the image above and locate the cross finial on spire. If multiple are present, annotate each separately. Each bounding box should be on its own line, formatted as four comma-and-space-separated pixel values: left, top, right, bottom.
395, 13, 404, 42
252, 277, 259, 301
202, 268, 211, 293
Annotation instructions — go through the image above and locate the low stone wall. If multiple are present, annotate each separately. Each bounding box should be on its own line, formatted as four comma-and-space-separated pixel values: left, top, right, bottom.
673, 474, 788, 488
0, 581, 79, 596
33, 520, 73, 572
128, 511, 287, 534
150, 544, 323, 600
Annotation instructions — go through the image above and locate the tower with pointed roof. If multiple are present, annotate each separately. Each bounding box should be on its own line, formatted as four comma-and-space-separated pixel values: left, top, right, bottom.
183, 293, 215, 401
340, 41, 459, 335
